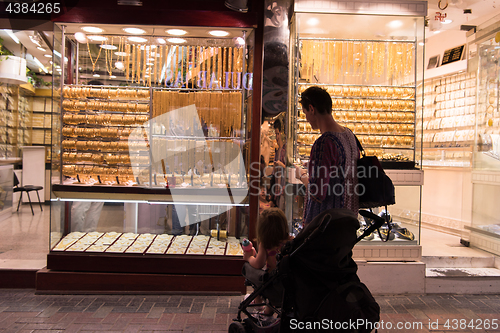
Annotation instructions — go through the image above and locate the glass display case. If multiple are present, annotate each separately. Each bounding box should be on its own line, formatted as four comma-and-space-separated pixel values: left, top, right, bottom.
0, 84, 34, 158
292, 14, 423, 170
46, 23, 256, 292
469, 30, 500, 255
420, 71, 475, 167
287, 8, 425, 251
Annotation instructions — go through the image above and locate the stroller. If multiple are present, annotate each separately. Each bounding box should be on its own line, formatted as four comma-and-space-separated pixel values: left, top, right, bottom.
229, 208, 385, 333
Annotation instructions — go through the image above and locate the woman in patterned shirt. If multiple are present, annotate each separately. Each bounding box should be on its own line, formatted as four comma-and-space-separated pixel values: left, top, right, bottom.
295, 86, 359, 226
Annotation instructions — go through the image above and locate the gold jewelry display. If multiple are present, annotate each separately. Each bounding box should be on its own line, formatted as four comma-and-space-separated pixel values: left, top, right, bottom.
87, 42, 102, 72
105, 37, 114, 76
228, 47, 233, 89
142, 44, 147, 85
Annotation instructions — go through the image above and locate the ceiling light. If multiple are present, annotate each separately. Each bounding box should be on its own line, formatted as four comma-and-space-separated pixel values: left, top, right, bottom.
434, 31, 441, 34
307, 18, 319, 26
128, 36, 147, 43
87, 35, 107, 42
114, 51, 129, 56
234, 37, 245, 46
387, 20, 403, 29
419, 42, 425, 46
4, 29, 19, 44
123, 27, 146, 35
110, 75, 117, 79
74, 32, 88, 43
167, 38, 186, 44
37, 47, 47, 52
99, 44, 118, 50
82, 26, 103, 33
44, 54, 52, 58
166, 29, 187, 36
443, 19, 453, 25
209, 30, 229, 37
429, 20, 442, 32
29, 35, 41, 47
93, 74, 101, 77
157, 38, 166, 44
115, 61, 124, 70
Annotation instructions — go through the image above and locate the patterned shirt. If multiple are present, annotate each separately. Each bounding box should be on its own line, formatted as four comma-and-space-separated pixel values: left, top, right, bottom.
303, 129, 359, 225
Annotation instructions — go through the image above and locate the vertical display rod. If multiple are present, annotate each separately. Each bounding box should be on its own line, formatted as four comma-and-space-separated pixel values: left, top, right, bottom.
59, 25, 66, 185
413, 22, 419, 164
149, 86, 153, 187
75, 41, 79, 84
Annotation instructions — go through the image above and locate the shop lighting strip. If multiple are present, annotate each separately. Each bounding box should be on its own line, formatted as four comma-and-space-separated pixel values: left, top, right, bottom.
299, 37, 417, 43
154, 87, 242, 92
65, 84, 241, 92
66, 84, 150, 89
150, 135, 244, 140
4, 29, 19, 44
52, 198, 248, 206
298, 82, 415, 89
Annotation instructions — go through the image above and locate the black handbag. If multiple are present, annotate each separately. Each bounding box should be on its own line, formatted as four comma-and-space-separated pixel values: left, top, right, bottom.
354, 135, 395, 209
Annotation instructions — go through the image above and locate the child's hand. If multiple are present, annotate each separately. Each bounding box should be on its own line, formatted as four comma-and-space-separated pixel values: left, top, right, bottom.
243, 247, 256, 261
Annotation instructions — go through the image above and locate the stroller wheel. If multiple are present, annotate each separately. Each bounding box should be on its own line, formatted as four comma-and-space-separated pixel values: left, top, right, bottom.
228, 322, 248, 333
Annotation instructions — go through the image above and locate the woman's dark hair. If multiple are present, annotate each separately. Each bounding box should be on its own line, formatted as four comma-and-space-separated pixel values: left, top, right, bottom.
257, 208, 289, 250
273, 118, 282, 132
300, 86, 332, 115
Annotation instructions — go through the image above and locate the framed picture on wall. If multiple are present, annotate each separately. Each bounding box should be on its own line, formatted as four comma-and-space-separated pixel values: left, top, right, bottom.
427, 55, 440, 69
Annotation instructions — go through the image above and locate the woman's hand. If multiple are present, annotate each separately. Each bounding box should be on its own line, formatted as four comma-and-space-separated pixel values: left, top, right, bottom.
275, 160, 285, 168
295, 164, 308, 184
243, 247, 256, 261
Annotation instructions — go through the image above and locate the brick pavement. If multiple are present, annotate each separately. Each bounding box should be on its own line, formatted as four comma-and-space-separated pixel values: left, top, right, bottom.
0, 290, 499, 332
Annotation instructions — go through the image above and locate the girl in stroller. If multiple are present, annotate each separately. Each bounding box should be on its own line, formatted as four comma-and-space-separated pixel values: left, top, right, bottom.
243, 208, 290, 316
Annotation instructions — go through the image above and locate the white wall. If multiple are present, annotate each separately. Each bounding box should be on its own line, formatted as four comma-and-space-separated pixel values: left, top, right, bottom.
424, 30, 467, 69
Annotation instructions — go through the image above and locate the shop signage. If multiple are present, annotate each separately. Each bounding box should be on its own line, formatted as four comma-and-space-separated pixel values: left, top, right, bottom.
441, 45, 465, 66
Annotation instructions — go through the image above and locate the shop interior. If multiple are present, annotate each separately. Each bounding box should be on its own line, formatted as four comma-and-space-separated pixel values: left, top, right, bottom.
1, 0, 500, 275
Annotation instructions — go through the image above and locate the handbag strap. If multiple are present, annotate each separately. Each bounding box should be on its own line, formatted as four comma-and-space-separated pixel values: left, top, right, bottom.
352, 133, 365, 157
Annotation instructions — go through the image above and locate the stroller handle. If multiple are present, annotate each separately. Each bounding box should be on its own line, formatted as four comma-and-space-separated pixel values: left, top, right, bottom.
356, 210, 386, 244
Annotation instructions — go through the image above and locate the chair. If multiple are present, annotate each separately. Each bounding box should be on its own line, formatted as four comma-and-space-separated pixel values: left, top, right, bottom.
13, 173, 43, 215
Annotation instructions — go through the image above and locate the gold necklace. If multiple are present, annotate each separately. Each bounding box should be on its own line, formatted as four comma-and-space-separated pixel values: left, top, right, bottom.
87, 42, 102, 72
105, 37, 114, 76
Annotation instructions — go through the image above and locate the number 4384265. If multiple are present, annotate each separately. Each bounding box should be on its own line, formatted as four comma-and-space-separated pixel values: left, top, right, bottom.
5, 2, 61, 14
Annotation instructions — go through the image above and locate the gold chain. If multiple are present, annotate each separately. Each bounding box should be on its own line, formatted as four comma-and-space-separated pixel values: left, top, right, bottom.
105, 37, 114, 76
87, 42, 102, 72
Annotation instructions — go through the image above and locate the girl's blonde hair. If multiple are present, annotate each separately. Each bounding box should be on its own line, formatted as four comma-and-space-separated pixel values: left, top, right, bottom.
257, 208, 289, 250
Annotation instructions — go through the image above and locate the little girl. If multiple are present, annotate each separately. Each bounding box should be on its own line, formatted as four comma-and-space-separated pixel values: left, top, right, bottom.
243, 208, 290, 315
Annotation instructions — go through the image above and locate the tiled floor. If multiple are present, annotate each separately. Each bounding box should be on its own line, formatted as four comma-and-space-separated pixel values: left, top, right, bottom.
0, 290, 500, 332
0, 203, 497, 270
